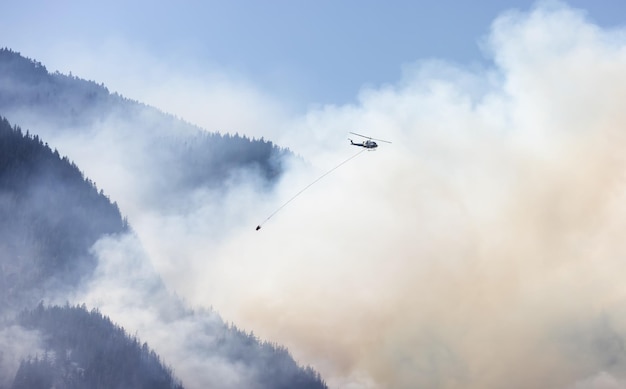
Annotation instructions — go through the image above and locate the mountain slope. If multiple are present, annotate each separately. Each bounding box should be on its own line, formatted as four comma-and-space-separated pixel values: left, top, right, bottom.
12, 303, 184, 389
0, 113, 326, 388
0, 48, 326, 388
0, 116, 128, 309
0, 47, 293, 209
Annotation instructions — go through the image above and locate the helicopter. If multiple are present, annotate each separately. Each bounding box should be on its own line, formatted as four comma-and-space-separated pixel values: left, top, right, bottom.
348, 132, 392, 149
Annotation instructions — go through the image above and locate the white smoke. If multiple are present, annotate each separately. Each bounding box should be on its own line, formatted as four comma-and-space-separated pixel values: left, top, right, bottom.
570, 372, 626, 389
0, 325, 44, 387
153, 3, 626, 388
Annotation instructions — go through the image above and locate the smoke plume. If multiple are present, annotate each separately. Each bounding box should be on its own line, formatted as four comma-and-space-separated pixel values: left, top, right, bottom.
144, 3, 626, 388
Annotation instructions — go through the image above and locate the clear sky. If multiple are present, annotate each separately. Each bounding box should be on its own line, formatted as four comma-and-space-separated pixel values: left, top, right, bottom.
2, 0, 625, 109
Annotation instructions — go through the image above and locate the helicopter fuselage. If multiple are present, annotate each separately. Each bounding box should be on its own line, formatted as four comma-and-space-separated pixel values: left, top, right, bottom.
348, 132, 390, 149
349, 139, 378, 148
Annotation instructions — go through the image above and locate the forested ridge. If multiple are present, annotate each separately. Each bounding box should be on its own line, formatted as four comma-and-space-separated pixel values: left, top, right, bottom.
0, 116, 183, 388
168, 131, 289, 189
0, 47, 294, 198
0, 116, 127, 308
0, 48, 129, 128
12, 304, 183, 389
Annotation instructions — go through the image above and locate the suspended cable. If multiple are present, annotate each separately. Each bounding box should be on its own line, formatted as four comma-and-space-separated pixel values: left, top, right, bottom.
256, 148, 366, 230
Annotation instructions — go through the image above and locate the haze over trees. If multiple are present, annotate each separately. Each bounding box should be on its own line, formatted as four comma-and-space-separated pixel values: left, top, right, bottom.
0, 117, 128, 309
0, 48, 326, 389
12, 303, 184, 389
0, 48, 293, 203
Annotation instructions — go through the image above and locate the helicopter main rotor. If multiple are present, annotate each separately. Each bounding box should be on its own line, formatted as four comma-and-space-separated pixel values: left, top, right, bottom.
349, 131, 392, 144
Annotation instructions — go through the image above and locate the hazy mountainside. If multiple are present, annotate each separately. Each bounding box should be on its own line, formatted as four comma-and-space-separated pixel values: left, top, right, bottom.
12, 304, 183, 389
0, 47, 327, 388
0, 48, 292, 210
0, 48, 125, 129
0, 116, 326, 388
0, 117, 181, 388
0, 117, 128, 310
10, 303, 326, 389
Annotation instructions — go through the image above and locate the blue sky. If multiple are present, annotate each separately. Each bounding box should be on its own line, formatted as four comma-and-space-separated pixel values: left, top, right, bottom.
2, 1, 625, 108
